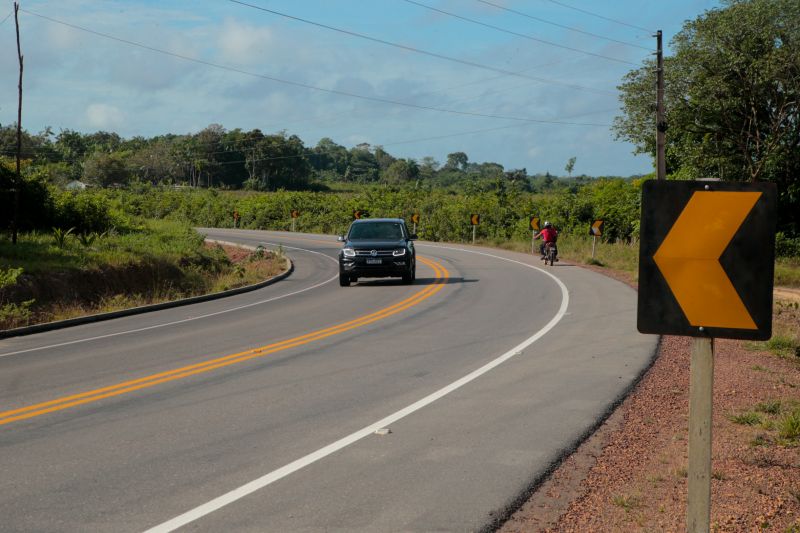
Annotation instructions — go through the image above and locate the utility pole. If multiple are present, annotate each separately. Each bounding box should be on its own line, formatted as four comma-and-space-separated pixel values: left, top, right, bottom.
12, 2, 23, 244
655, 30, 666, 181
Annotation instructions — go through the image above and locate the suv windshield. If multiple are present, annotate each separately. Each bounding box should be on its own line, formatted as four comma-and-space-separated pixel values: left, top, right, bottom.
349, 222, 404, 240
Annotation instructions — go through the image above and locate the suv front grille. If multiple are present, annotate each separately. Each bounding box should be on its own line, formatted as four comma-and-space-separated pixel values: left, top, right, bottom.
355, 250, 394, 256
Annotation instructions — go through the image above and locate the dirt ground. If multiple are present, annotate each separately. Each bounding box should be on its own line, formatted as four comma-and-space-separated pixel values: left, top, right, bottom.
500, 281, 800, 532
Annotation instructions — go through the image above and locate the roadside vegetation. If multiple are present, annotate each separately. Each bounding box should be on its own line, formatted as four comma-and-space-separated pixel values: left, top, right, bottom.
1, 166, 797, 332
0, 214, 285, 330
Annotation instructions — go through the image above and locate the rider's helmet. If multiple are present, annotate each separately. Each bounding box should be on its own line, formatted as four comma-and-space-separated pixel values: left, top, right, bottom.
544, 221, 552, 228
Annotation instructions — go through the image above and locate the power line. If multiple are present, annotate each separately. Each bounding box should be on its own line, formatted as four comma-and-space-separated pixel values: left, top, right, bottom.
475, 0, 651, 51
21, 8, 615, 127
0, 11, 13, 26
402, 0, 640, 65
540, 0, 654, 34
228, 0, 616, 94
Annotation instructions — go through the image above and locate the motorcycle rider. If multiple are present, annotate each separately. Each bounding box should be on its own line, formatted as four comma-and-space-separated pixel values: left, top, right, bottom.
535, 221, 558, 260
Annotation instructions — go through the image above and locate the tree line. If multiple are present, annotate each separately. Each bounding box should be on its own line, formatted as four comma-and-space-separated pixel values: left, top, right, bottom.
0, 123, 569, 194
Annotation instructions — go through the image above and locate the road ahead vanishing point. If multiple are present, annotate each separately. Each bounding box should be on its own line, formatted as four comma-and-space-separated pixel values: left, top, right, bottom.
0, 229, 656, 532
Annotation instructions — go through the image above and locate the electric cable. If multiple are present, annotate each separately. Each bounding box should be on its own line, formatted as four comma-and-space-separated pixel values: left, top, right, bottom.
20, 8, 616, 127
475, 0, 651, 51
402, 0, 640, 64
228, 0, 617, 94
540, 0, 654, 33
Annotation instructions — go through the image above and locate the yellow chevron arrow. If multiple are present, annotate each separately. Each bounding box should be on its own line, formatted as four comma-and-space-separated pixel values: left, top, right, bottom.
591, 220, 603, 236
653, 191, 761, 329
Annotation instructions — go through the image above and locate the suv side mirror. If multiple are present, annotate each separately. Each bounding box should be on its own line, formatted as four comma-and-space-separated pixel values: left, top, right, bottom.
409, 233, 418, 240
337, 235, 346, 242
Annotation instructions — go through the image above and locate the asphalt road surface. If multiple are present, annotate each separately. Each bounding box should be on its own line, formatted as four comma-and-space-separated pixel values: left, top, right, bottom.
0, 229, 657, 532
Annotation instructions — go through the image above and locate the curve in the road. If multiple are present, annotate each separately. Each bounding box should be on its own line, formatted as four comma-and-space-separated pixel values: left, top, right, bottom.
0, 256, 447, 427
144, 244, 570, 533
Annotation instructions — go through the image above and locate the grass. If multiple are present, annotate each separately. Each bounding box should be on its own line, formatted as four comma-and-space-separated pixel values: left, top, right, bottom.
779, 409, 800, 441
0, 220, 286, 330
737, 399, 800, 447
0, 219, 211, 273
775, 257, 800, 288
766, 334, 800, 358
745, 310, 800, 359
611, 494, 641, 512
728, 412, 762, 426
755, 401, 782, 415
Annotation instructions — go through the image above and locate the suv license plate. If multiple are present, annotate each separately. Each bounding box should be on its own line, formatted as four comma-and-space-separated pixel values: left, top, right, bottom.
366, 258, 382, 265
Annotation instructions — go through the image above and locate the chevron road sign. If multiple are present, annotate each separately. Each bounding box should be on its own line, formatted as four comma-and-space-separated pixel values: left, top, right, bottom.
637, 180, 777, 340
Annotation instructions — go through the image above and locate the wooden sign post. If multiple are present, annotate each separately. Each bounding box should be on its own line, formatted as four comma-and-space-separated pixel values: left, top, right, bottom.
637, 180, 777, 532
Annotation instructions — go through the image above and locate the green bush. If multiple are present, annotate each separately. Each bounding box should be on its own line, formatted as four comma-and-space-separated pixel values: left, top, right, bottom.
52, 190, 120, 233
776, 233, 800, 258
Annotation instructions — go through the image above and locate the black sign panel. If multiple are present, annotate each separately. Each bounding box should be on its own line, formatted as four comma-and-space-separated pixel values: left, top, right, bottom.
637, 180, 776, 340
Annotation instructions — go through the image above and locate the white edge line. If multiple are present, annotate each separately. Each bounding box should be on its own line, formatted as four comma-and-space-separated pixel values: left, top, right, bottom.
0, 242, 338, 359
143, 244, 569, 533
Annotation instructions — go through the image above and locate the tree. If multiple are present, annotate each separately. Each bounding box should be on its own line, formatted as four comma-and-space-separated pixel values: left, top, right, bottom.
373, 146, 396, 172
309, 137, 349, 176
129, 140, 182, 185
445, 151, 469, 171
565, 157, 576, 177
241, 133, 310, 191
383, 159, 419, 184
347, 147, 379, 182
82, 151, 130, 187
614, 0, 800, 233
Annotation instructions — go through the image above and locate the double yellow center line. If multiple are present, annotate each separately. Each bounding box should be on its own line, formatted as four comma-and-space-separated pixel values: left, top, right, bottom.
0, 256, 449, 427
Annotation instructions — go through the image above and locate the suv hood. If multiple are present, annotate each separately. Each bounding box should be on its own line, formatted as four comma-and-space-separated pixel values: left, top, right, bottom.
345, 239, 406, 249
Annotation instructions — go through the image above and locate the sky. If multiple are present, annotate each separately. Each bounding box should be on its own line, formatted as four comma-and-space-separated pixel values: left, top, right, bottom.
0, 0, 720, 177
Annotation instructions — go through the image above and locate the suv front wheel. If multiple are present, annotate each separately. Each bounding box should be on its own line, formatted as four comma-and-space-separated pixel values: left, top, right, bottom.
401, 262, 415, 285
339, 273, 351, 287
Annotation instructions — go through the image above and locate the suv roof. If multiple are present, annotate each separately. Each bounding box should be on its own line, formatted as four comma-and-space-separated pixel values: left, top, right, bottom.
350, 218, 405, 224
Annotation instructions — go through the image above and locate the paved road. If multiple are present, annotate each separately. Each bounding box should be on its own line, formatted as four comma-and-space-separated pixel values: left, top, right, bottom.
0, 230, 657, 532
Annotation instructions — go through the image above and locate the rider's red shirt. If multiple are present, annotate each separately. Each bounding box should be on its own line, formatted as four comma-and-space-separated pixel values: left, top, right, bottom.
540, 228, 557, 242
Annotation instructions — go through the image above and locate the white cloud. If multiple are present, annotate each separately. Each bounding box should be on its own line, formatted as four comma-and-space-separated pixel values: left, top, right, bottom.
216, 18, 274, 65
86, 103, 125, 129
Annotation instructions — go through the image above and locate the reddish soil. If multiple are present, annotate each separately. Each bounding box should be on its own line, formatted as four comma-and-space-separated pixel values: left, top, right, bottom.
208, 242, 251, 263
500, 271, 800, 532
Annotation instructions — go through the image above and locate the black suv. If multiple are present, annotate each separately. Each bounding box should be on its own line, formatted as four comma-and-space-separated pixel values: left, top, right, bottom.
338, 218, 417, 286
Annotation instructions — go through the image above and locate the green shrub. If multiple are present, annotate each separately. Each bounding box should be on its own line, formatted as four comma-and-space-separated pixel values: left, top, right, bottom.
728, 412, 762, 425
52, 190, 119, 233
778, 410, 800, 441
776, 232, 800, 258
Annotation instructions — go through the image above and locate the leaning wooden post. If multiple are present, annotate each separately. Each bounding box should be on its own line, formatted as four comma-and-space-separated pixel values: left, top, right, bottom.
13, 2, 23, 245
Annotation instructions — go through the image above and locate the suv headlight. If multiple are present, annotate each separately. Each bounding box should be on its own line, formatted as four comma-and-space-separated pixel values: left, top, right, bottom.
392, 248, 406, 257
342, 248, 356, 258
